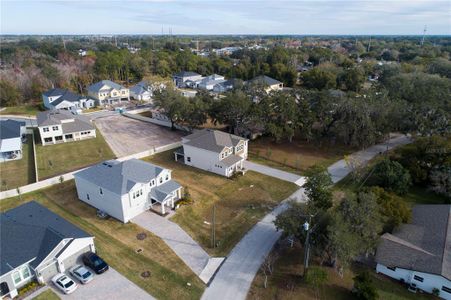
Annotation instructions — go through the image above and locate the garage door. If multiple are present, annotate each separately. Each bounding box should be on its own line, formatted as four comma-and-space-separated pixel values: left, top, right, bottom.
39, 262, 59, 281
62, 246, 91, 270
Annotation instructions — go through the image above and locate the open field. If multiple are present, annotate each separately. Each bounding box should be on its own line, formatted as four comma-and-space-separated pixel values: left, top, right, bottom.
248, 242, 433, 300
32, 289, 60, 300
0, 104, 42, 116
0, 135, 36, 191
95, 115, 184, 157
249, 137, 354, 175
1, 181, 204, 300
143, 150, 298, 256
35, 129, 115, 179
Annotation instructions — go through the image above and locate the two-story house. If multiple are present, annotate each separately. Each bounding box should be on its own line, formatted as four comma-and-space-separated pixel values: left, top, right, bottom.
0, 119, 26, 162
37, 110, 96, 146
0, 201, 95, 299
174, 129, 248, 177
74, 159, 182, 222
247, 75, 283, 93
87, 80, 130, 106
172, 71, 203, 88
42, 88, 96, 112
197, 74, 226, 90
129, 80, 153, 102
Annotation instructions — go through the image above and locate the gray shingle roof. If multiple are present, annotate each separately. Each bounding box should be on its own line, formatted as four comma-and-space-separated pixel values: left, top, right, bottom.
173, 71, 201, 78
219, 154, 243, 167
74, 159, 167, 195
150, 180, 181, 203
248, 75, 282, 86
50, 89, 82, 106
184, 129, 247, 153
375, 205, 451, 280
37, 110, 94, 133
43, 88, 67, 97
0, 119, 25, 140
0, 201, 91, 275
87, 80, 126, 93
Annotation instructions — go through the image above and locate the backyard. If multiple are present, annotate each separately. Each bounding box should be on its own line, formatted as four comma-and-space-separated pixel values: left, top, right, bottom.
0, 104, 42, 116
1, 181, 205, 300
0, 134, 36, 191
248, 137, 354, 175
35, 129, 115, 179
247, 242, 433, 300
143, 150, 298, 256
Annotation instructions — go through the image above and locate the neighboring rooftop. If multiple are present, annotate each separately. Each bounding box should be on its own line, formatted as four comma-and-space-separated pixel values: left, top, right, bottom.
248, 75, 282, 86
0, 119, 25, 140
0, 201, 91, 275
88, 80, 126, 93
44, 88, 82, 106
183, 129, 247, 153
74, 159, 167, 195
37, 110, 94, 133
376, 204, 451, 280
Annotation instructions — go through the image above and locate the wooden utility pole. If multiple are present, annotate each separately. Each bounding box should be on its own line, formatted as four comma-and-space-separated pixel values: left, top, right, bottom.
211, 204, 216, 248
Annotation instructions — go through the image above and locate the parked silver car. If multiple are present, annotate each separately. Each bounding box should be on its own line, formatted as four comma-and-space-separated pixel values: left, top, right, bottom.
69, 264, 94, 284
52, 273, 78, 294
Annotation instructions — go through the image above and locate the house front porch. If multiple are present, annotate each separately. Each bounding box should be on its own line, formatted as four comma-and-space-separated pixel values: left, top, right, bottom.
147, 180, 183, 215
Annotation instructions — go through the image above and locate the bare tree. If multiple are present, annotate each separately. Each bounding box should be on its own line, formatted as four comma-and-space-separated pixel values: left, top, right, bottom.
260, 251, 279, 288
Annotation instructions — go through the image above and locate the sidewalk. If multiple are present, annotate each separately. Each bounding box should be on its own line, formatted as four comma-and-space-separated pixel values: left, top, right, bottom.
244, 161, 305, 186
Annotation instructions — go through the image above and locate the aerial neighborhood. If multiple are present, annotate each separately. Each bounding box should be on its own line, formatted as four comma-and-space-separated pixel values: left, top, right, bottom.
0, 22, 450, 300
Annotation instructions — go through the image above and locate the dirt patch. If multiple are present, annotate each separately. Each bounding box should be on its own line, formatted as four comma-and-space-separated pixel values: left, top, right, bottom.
94, 115, 184, 157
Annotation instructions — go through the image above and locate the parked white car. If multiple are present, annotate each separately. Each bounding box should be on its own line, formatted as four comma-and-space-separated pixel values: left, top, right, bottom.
69, 264, 94, 284
52, 273, 78, 294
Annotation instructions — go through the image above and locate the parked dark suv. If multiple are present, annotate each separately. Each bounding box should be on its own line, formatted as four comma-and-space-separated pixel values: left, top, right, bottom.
82, 252, 109, 274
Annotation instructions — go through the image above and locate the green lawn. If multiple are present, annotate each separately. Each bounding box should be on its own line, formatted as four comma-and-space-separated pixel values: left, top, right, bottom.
0, 104, 42, 116
0, 135, 36, 191
32, 289, 60, 300
248, 243, 433, 300
403, 186, 449, 205
249, 137, 354, 175
35, 129, 115, 179
143, 150, 298, 256
1, 181, 204, 300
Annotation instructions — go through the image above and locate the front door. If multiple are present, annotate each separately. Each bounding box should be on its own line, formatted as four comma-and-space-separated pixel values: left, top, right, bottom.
0, 282, 10, 296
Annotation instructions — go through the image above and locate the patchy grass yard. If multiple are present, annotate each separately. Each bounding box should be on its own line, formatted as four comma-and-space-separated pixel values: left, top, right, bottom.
0, 135, 36, 191
32, 289, 60, 300
143, 150, 298, 256
249, 137, 354, 175
35, 129, 115, 179
0, 104, 42, 116
1, 181, 204, 300
248, 242, 433, 300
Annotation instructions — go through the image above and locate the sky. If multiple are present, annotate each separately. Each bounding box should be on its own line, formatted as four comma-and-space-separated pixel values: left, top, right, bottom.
1, 0, 450, 35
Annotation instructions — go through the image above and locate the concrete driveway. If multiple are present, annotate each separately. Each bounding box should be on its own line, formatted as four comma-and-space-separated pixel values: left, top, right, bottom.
244, 161, 305, 186
94, 115, 184, 157
50, 267, 154, 300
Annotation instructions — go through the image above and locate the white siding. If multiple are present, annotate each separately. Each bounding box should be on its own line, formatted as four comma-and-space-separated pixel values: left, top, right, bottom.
183, 144, 227, 176
376, 264, 451, 299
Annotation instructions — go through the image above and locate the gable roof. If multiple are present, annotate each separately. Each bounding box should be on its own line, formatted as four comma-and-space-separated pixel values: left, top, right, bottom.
37, 110, 94, 133
130, 81, 152, 95
43, 88, 67, 97
75, 159, 168, 195
173, 71, 201, 78
0, 119, 25, 140
376, 205, 451, 280
0, 201, 91, 275
49, 89, 82, 107
88, 80, 126, 93
183, 129, 247, 153
248, 75, 282, 86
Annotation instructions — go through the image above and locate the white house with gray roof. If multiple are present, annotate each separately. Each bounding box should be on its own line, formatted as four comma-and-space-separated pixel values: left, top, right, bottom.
0, 119, 26, 162
0, 201, 95, 299
172, 71, 203, 88
37, 110, 96, 146
174, 129, 248, 177
87, 80, 130, 105
42, 88, 96, 112
375, 205, 451, 299
74, 159, 182, 222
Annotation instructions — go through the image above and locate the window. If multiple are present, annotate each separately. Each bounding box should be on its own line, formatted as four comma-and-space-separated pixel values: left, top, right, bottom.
43, 127, 49, 132
87, 194, 90, 200
12, 266, 31, 286
99, 188, 103, 195
413, 275, 424, 282
52, 126, 59, 131
13, 272, 21, 285
387, 266, 396, 271
165, 175, 169, 181
159, 177, 163, 183
44, 137, 53, 143
442, 286, 451, 294
187, 157, 191, 162
122, 91, 125, 94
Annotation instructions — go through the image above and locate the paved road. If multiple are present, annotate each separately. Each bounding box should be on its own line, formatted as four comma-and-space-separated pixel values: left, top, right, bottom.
244, 161, 305, 186
50, 267, 154, 300
202, 134, 412, 300
132, 211, 211, 276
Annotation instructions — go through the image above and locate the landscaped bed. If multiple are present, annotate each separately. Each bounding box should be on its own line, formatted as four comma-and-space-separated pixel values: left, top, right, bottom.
248, 137, 354, 175
0, 134, 36, 191
1, 181, 205, 300
143, 150, 299, 257
35, 129, 115, 179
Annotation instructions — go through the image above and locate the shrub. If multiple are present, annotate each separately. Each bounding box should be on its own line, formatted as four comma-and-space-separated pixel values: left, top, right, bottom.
352, 271, 378, 300
368, 159, 412, 195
